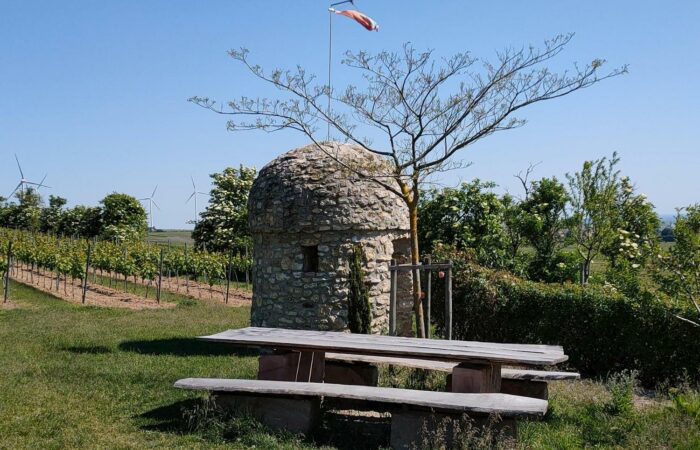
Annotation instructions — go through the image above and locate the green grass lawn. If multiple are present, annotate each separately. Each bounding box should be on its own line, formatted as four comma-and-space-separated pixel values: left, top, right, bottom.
147, 230, 195, 247
1, 282, 699, 449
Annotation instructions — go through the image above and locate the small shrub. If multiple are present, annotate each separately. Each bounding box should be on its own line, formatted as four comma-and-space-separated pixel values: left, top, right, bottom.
605, 371, 637, 416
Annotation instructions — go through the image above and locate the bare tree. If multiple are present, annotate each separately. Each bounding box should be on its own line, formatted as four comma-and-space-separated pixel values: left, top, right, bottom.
191, 33, 626, 337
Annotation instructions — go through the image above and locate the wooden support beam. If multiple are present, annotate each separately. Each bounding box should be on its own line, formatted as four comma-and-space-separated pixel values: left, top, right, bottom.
257, 350, 325, 383
449, 362, 502, 393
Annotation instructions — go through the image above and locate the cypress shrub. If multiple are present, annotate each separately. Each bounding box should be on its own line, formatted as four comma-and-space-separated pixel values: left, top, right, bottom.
348, 244, 371, 334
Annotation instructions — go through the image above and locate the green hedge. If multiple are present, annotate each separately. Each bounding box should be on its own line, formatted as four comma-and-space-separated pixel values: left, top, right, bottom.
430, 255, 700, 386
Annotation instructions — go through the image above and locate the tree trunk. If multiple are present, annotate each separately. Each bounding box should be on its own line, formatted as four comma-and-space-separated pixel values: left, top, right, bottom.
407, 200, 426, 339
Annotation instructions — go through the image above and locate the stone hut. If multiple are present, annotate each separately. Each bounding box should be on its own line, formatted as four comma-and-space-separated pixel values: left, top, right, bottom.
248, 142, 413, 334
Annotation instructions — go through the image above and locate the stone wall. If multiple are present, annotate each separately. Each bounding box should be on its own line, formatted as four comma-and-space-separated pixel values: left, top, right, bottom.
251, 229, 412, 334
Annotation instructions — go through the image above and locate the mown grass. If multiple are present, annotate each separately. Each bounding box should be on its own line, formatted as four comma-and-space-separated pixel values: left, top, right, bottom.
147, 230, 195, 247
1, 282, 699, 449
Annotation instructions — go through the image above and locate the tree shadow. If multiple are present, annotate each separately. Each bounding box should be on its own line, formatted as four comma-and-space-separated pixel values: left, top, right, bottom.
315, 410, 390, 450
62, 345, 112, 354
138, 397, 390, 449
137, 398, 200, 433
118, 337, 259, 357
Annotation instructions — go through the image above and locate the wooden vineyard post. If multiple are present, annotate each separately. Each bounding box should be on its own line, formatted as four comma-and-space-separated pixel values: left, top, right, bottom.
423, 257, 431, 339
82, 242, 91, 304
156, 248, 164, 304
3, 241, 12, 304
245, 246, 250, 285
445, 260, 453, 340
225, 250, 233, 304
389, 259, 397, 336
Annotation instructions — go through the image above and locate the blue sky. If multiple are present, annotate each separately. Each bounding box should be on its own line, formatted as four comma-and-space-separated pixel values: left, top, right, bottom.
1, 1, 698, 228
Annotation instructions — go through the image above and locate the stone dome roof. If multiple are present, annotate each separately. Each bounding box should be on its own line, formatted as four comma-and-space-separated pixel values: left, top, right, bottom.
249, 142, 410, 234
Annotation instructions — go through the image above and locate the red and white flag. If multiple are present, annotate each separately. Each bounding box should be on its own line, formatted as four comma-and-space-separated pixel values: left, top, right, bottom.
330, 9, 379, 31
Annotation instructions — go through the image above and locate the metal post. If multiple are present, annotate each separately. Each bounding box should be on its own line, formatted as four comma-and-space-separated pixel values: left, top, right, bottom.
225, 251, 233, 304
3, 241, 12, 303
156, 248, 164, 304
82, 243, 91, 304
424, 257, 432, 339
389, 259, 397, 336
445, 260, 453, 340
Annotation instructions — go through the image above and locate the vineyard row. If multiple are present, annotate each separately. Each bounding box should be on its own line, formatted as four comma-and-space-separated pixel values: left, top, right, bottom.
0, 228, 252, 304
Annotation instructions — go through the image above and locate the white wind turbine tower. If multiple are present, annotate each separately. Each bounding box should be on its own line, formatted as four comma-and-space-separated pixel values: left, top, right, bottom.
139, 185, 160, 230
8, 154, 50, 198
186, 176, 208, 225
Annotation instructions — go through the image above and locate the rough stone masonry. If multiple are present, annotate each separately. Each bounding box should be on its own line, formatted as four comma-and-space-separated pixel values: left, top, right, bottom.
248, 142, 414, 334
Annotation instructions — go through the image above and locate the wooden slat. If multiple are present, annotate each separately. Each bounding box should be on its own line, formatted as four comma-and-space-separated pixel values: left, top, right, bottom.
174, 378, 547, 417
326, 352, 456, 371
500, 369, 580, 381
325, 353, 580, 381
199, 327, 567, 366
238, 327, 565, 354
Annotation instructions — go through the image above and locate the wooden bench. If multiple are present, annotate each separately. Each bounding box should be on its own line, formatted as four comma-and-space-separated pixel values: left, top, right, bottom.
324, 353, 580, 400
174, 377, 548, 449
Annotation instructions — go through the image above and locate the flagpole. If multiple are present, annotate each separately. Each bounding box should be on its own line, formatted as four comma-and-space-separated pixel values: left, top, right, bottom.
327, 8, 333, 141
327, 0, 354, 142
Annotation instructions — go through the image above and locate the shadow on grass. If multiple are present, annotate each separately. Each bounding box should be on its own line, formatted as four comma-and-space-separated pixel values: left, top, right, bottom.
139, 398, 390, 449
118, 337, 259, 357
62, 345, 112, 354
138, 398, 201, 433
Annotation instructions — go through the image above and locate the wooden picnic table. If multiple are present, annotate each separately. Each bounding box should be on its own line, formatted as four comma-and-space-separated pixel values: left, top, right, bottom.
199, 327, 568, 394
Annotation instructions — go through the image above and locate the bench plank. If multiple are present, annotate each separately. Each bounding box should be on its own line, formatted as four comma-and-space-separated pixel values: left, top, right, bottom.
174, 378, 548, 417
200, 327, 567, 366
325, 353, 579, 381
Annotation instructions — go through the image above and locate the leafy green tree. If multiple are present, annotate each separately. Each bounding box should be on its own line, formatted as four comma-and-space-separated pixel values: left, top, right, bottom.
3, 188, 43, 231
40, 195, 68, 234
501, 193, 527, 263
566, 153, 621, 284
602, 176, 660, 269
418, 180, 511, 269
59, 206, 103, 238
192, 165, 256, 253
654, 205, 700, 326
520, 177, 570, 281
660, 226, 675, 243
99, 193, 147, 242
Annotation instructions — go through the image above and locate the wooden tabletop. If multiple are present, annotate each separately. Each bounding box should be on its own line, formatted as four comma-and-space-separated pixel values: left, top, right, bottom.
199, 327, 567, 366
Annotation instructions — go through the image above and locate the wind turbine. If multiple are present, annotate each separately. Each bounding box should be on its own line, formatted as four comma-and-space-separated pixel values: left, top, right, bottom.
8, 154, 50, 198
186, 176, 208, 225
139, 185, 160, 230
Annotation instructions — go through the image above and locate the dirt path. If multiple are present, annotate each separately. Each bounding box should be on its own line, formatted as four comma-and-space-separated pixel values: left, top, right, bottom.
99, 270, 252, 306
10, 267, 174, 310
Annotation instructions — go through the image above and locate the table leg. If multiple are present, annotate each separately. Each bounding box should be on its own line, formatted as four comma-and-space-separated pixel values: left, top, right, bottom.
448, 362, 501, 393
258, 350, 325, 383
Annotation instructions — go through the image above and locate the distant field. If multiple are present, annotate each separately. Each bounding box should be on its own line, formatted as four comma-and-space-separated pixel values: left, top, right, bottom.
147, 230, 194, 247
